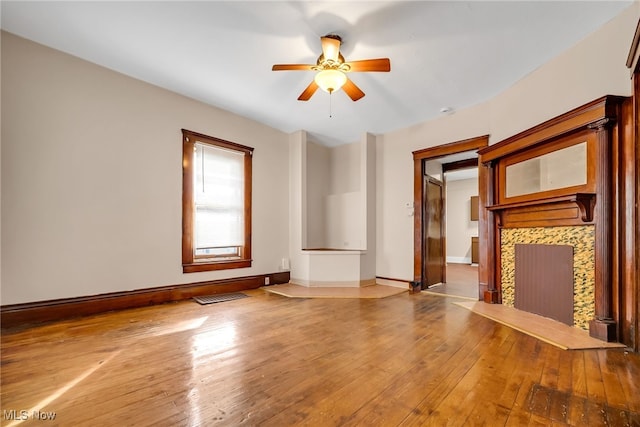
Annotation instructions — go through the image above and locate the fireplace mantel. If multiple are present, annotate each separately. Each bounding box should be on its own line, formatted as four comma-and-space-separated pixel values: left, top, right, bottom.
478, 95, 631, 343
486, 192, 596, 223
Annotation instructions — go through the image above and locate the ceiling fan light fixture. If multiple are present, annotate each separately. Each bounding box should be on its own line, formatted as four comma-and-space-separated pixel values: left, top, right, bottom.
314, 69, 347, 93
321, 35, 342, 63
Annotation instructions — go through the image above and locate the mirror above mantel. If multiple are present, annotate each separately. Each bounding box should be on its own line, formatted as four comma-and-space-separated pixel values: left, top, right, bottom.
505, 141, 588, 198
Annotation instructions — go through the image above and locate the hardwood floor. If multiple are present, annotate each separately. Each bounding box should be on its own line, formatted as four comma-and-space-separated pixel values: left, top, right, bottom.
2, 290, 639, 426
426, 263, 480, 300
263, 283, 406, 299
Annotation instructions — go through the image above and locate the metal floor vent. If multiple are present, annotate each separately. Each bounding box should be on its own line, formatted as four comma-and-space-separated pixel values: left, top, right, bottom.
193, 293, 248, 305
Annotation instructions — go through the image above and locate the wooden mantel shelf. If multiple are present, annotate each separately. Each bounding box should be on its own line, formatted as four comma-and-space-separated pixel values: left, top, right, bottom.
486, 193, 596, 222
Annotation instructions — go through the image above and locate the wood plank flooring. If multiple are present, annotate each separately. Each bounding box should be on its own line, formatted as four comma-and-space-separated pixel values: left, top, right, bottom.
2, 290, 639, 426
425, 263, 480, 300
263, 283, 406, 299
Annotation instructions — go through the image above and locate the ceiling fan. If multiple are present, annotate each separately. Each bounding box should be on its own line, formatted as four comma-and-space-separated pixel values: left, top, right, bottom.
272, 34, 390, 102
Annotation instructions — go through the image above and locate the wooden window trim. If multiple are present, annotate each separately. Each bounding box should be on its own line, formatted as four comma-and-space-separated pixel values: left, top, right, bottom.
182, 129, 253, 273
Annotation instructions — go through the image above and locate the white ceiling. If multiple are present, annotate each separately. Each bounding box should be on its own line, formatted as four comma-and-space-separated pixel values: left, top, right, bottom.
1, 1, 632, 147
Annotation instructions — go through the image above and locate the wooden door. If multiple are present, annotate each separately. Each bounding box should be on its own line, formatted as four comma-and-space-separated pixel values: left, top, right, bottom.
423, 176, 445, 288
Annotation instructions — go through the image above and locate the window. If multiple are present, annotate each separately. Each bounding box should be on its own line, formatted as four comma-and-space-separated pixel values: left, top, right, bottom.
182, 129, 253, 273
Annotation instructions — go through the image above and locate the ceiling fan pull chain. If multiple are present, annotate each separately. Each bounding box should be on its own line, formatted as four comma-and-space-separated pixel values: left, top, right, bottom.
329, 91, 333, 118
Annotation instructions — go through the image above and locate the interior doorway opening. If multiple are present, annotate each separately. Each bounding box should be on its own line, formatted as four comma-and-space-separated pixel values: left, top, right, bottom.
412, 135, 489, 300
423, 158, 479, 298
430, 164, 480, 299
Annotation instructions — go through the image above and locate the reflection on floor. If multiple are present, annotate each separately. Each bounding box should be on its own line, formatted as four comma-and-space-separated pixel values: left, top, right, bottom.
424, 263, 479, 300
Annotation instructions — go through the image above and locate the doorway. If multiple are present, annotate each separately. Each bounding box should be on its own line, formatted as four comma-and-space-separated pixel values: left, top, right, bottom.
412, 135, 489, 299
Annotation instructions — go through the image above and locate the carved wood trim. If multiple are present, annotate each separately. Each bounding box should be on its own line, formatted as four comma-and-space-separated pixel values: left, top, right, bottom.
478, 96, 627, 164
624, 32, 640, 351
626, 17, 640, 71
442, 157, 478, 173
412, 135, 489, 161
628, 73, 640, 352
486, 193, 596, 223
589, 116, 617, 341
479, 161, 497, 302
413, 158, 423, 284
575, 193, 597, 222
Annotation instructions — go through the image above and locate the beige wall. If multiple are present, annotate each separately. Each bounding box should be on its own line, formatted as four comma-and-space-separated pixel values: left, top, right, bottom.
487, 3, 638, 144
424, 160, 443, 182
304, 139, 362, 249
2, 3, 638, 303
376, 103, 490, 280
360, 133, 377, 279
305, 141, 330, 248
376, 4, 639, 281
327, 141, 362, 249
445, 178, 479, 263
330, 142, 360, 194
288, 131, 308, 280
1, 32, 290, 304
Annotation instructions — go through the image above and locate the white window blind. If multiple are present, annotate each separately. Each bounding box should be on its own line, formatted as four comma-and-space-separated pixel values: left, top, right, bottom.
194, 142, 245, 251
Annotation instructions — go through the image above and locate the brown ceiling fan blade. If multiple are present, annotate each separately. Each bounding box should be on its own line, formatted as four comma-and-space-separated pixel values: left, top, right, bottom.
344, 58, 391, 72
272, 64, 315, 71
320, 36, 341, 62
297, 80, 319, 101
342, 78, 365, 101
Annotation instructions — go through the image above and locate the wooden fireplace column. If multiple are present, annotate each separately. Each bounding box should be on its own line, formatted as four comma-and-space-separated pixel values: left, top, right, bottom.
589, 118, 616, 340
480, 160, 499, 304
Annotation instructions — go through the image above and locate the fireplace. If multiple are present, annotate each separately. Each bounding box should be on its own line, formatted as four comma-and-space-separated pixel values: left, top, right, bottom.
501, 226, 595, 329
478, 96, 633, 345
514, 243, 574, 325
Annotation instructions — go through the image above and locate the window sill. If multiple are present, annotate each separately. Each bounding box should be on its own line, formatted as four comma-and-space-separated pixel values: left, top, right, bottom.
183, 259, 252, 273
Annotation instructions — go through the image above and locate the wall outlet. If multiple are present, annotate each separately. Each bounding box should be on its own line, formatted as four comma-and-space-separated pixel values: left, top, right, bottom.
265, 277, 270, 285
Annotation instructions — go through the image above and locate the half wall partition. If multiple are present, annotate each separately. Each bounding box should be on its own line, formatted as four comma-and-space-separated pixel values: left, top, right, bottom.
288, 131, 377, 288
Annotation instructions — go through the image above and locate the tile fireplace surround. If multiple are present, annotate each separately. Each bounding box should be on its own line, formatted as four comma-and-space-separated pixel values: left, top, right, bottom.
500, 225, 595, 330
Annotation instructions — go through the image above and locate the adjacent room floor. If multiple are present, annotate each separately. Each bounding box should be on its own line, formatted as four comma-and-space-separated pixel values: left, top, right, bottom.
425, 262, 479, 300
2, 289, 638, 426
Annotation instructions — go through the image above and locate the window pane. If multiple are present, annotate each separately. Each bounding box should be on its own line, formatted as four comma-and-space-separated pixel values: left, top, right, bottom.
195, 246, 240, 258
194, 206, 243, 248
194, 142, 244, 249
